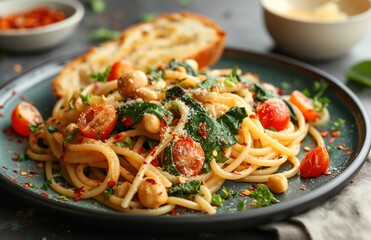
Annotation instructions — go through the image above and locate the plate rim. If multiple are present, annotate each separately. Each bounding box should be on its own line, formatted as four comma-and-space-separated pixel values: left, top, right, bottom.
0, 48, 370, 232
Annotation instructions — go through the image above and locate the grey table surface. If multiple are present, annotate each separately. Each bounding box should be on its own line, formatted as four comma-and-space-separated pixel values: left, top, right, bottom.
0, 0, 370, 239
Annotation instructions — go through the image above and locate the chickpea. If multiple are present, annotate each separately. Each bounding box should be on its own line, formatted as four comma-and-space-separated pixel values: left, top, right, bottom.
142, 114, 161, 134
267, 174, 288, 194
184, 59, 199, 71
117, 70, 148, 98
137, 177, 168, 209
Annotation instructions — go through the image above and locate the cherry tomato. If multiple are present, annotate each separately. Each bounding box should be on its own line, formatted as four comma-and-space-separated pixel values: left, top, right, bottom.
290, 90, 320, 122
77, 104, 117, 140
299, 145, 330, 178
11, 101, 43, 137
107, 60, 134, 81
172, 136, 205, 176
257, 98, 290, 131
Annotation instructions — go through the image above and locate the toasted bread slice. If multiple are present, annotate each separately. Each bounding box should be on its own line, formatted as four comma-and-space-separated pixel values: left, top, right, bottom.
52, 12, 226, 97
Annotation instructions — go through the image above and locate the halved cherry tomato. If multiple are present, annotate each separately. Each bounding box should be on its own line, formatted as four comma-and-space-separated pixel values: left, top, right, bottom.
299, 145, 330, 178
172, 136, 205, 177
257, 98, 290, 131
77, 104, 117, 140
107, 60, 134, 81
11, 101, 43, 137
290, 90, 320, 122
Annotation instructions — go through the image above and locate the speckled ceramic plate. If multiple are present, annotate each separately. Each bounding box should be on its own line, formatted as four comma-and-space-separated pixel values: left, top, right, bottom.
0, 49, 370, 233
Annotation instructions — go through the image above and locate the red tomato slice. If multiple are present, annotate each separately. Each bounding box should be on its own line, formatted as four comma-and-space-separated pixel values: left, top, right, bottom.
11, 101, 43, 137
257, 98, 290, 131
300, 145, 330, 178
107, 60, 134, 81
77, 104, 117, 140
172, 136, 205, 177
290, 90, 320, 122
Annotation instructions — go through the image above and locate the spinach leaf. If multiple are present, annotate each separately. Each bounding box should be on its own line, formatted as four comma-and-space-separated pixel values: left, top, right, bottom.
217, 106, 247, 135
167, 59, 198, 76
346, 60, 371, 87
168, 180, 201, 198
164, 87, 239, 170
161, 140, 180, 176
116, 102, 173, 130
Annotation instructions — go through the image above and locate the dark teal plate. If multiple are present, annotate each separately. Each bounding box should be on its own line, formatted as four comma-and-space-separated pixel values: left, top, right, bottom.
0, 49, 370, 233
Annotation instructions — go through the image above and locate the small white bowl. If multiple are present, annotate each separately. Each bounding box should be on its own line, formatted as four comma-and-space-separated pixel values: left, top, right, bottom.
262, 0, 371, 60
0, 0, 84, 52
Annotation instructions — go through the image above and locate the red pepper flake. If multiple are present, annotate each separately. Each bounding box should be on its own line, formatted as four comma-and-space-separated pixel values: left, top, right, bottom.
23, 183, 32, 188
12, 91, 17, 96
36, 162, 44, 168
123, 117, 133, 127
74, 187, 85, 201
113, 134, 121, 140
40, 192, 49, 198
299, 186, 307, 191
337, 144, 345, 150
328, 137, 335, 144
320, 131, 329, 137
145, 178, 157, 184
346, 151, 353, 156
331, 131, 341, 137
13, 169, 18, 173
324, 170, 332, 175
107, 180, 116, 187
249, 113, 258, 119
0, 112, 3, 118
0, 105, 3, 109
29, 171, 38, 175
3, 128, 13, 136
2, 166, 8, 170
169, 209, 179, 216
151, 158, 159, 167
197, 123, 208, 139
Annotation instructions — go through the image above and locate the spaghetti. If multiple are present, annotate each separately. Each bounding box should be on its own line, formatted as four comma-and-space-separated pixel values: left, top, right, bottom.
26, 59, 329, 215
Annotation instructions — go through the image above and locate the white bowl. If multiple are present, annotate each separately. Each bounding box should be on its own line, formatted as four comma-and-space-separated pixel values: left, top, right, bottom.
262, 0, 371, 60
0, 0, 84, 52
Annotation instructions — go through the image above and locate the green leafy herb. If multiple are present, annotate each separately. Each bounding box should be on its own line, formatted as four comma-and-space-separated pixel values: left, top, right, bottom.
89, 66, 112, 83
168, 59, 198, 77
88, 0, 106, 13
64, 128, 80, 143
17, 154, 30, 162
211, 193, 224, 206
346, 60, 371, 87
89, 28, 120, 42
41, 172, 62, 191
330, 118, 346, 131
168, 180, 201, 198
302, 80, 329, 112
216, 106, 247, 135
29, 123, 42, 133
219, 186, 237, 200
58, 195, 69, 202
47, 125, 58, 133
117, 140, 132, 147
250, 184, 279, 208
69, 97, 76, 110
79, 93, 92, 106
104, 187, 115, 199
116, 102, 173, 130
237, 201, 246, 211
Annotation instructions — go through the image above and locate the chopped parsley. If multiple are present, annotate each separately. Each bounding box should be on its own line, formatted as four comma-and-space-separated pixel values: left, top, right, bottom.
330, 118, 346, 131
237, 200, 246, 211
79, 93, 92, 106
41, 172, 62, 191
16, 154, 30, 162
89, 66, 112, 83
250, 184, 279, 208
211, 193, 224, 206
219, 186, 237, 200
104, 187, 115, 199
29, 122, 42, 133
47, 125, 58, 133
117, 140, 132, 147
64, 128, 80, 143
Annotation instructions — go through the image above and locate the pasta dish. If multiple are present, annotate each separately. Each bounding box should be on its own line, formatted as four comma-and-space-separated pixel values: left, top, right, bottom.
24, 59, 330, 215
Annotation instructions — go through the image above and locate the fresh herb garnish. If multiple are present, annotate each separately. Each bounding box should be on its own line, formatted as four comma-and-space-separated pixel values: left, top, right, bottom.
330, 118, 346, 131
89, 28, 120, 42
237, 200, 246, 211
17, 154, 30, 162
250, 184, 279, 208
167, 180, 201, 198
79, 93, 92, 106
219, 186, 237, 200
211, 193, 224, 206
117, 140, 132, 147
302, 80, 329, 112
346, 60, 371, 87
89, 66, 112, 83
69, 97, 76, 110
64, 128, 80, 143
88, 0, 106, 13
29, 122, 42, 133
41, 172, 62, 191
104, 187, 115, 199
47, 125, 58, 133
